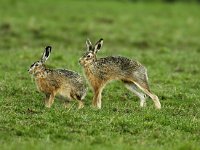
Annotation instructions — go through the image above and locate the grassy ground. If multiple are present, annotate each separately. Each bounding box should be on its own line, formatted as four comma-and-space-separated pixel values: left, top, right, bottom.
0, 0, 200, 149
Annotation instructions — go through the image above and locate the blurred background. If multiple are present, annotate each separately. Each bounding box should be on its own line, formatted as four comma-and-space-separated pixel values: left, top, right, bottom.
0, 0, 199, 50
0, 0, 199, 78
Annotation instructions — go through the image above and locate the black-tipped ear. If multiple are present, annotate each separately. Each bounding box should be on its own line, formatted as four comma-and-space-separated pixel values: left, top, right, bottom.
94, 38, 103, 53
41, 46, 52, 63
86, 39, 93, 51
45, 46, 51, 57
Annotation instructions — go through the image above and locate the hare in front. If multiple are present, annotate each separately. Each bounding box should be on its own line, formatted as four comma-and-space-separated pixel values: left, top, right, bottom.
28, 46, 87, 109
79, 38, 161, 109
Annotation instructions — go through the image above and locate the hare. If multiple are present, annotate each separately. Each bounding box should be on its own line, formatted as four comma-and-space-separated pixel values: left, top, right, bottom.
28, 46, 87, 109
79, 38, 161, 109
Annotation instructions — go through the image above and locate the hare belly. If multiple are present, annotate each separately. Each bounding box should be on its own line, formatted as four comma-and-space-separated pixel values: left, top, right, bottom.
57, 86, 72, 99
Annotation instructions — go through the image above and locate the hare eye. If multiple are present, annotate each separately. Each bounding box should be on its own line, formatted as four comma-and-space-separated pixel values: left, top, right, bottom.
87, 55, 91, 58
35, 64, 38, 66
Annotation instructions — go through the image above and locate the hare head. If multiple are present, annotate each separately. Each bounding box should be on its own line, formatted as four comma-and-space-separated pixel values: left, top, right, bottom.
79, 38, 103, 67
28, 46, 51, 76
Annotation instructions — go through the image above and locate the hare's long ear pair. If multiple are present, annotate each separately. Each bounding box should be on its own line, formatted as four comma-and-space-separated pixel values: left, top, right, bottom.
41, 46, 52, 63
86, 38, 103, 53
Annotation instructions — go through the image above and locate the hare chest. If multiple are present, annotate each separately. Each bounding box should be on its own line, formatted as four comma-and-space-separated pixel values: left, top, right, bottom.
35, 78, 58, 94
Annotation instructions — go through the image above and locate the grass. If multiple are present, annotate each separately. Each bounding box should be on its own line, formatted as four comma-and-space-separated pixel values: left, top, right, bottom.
0, 0, 200, 149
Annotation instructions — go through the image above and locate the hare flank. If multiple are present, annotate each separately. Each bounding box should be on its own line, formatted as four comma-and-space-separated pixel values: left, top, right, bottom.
79, 39, 161, 109
28, 46, 87, 109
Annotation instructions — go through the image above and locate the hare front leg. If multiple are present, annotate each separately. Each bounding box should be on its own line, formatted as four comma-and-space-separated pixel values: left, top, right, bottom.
92, 86, 103, 109
45, 92, 55, 108
44, 93, 50, 107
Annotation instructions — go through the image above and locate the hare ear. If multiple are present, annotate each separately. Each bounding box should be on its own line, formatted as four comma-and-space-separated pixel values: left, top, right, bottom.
94, 38, 103, 53
86, 39, 93, 51
41, 46, 52, 63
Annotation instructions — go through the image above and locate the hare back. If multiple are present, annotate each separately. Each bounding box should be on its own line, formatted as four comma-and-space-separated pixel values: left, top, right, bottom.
35, 69, 86, 96
55, 69, 86, 87
87, 56, 146, 80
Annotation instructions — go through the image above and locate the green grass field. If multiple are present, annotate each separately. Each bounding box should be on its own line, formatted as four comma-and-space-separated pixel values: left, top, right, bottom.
0, 0, 200, 149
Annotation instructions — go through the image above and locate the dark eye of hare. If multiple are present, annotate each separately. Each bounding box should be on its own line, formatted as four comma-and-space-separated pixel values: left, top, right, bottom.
87, 55, 91, 58
35, 63, 38, 66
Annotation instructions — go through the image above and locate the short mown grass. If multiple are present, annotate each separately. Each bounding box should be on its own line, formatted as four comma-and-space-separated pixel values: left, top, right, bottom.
0, 0, 200, 149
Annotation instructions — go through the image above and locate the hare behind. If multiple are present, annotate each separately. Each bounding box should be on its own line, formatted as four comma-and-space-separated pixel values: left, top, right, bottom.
28, 46, 87, 109
79, 38, 161, 109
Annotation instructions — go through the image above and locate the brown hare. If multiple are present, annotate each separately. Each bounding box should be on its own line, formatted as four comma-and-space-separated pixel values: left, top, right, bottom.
28, 46, 87, 109
79, 38, 161, 109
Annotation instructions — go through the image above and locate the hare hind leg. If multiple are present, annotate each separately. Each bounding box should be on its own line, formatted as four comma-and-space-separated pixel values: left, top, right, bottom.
77, 91, 87, 109
124, 82, 147, 107
64, 100, 71, 109
133, 81, 161, 109
76, 95, 85, 109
